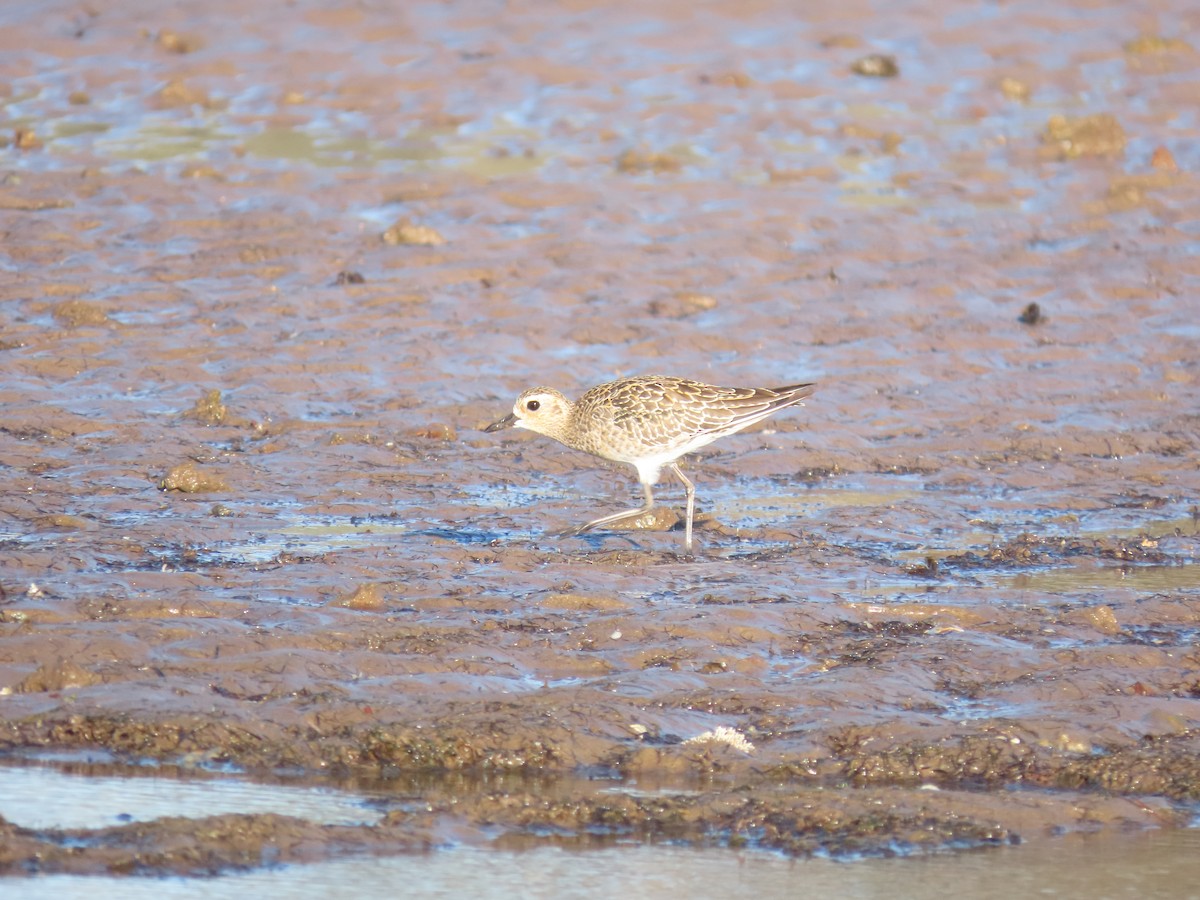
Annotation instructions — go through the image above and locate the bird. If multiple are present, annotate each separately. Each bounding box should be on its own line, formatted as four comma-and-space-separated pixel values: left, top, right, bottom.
484, 375, 815, 553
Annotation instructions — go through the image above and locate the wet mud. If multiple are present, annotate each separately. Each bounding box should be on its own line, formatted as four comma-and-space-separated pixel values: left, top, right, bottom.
2, 0, 1200, 878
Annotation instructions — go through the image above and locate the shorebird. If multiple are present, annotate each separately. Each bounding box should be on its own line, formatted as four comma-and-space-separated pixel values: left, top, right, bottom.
485, 375, 815, 552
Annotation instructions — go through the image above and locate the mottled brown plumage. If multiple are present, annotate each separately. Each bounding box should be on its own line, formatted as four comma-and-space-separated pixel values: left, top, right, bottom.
485, 375, 815, 552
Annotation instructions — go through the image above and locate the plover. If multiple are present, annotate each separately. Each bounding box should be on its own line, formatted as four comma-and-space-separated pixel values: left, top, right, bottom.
485, 375, 815, 553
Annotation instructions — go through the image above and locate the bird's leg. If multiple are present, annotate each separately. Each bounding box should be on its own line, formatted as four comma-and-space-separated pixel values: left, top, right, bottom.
668, 462, 696, 553
573, 481, 657, 535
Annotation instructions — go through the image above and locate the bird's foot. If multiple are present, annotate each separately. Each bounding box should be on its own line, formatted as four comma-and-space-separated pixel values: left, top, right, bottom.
567, 506, 679, 536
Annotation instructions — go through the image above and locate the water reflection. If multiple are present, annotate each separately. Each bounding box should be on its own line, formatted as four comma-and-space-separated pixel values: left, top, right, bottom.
4, 828, 1199, 900
0, 765, 382, 831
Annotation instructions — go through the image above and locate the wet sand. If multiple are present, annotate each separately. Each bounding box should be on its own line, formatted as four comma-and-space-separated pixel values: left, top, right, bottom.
2, 0, 1199, 878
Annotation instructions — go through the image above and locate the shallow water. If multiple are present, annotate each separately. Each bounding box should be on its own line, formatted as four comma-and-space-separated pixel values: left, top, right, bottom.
0, 765, 382, 831
2, 764, 1199, 898
6, 833, 1200, 900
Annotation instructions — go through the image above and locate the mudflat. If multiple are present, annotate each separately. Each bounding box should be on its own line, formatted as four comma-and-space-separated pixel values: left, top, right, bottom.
1, 0, 1198, 876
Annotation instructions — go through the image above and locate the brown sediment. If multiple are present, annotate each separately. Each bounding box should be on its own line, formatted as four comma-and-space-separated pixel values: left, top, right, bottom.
1, 0, 1198, 878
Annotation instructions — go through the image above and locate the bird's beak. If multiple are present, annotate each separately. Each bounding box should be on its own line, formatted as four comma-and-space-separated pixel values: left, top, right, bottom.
484, 412, 517, 433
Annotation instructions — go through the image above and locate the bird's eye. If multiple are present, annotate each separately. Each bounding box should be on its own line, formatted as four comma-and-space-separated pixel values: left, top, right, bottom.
526, 399, 541, 411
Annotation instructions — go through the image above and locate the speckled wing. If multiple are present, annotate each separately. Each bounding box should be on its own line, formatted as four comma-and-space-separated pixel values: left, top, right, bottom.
652, 379, 813, 448
578, 376, 812, 460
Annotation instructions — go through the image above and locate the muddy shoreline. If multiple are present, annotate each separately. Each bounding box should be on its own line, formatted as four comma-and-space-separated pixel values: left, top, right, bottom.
3, 0, 1200, 878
